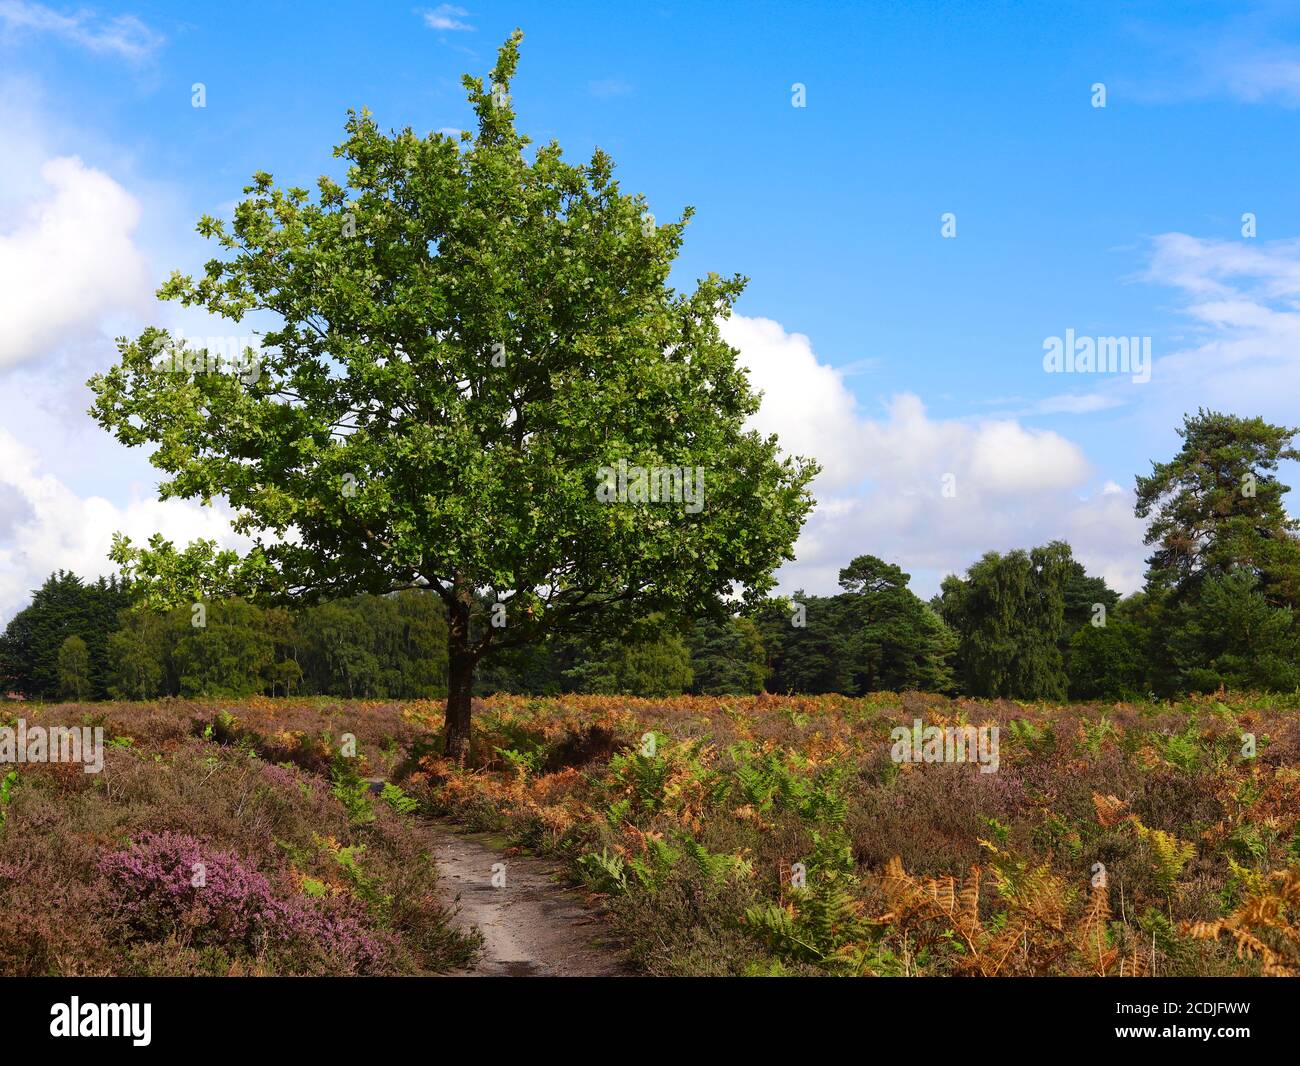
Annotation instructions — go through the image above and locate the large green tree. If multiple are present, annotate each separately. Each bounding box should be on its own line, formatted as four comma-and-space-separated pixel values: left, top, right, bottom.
687, 615, 767, 695
940, 541, 1081, 700
1136, 409, 1300, 606
836, 554, 955, 693
87, 32, 816, 759
1163, 569, 1300, 693
566, 623, 695, 698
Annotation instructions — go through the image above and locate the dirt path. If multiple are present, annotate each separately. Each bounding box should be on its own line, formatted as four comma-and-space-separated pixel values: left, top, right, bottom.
428, 821, 628, 976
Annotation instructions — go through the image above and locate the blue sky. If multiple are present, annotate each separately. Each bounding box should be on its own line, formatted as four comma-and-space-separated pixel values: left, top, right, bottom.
3, 0, 1300, 620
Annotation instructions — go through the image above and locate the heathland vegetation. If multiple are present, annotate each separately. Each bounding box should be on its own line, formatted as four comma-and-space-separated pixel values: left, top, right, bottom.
2, 691, 1296, 976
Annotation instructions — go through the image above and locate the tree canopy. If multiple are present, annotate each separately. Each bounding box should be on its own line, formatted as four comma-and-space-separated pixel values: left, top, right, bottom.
87, 31, 818, 757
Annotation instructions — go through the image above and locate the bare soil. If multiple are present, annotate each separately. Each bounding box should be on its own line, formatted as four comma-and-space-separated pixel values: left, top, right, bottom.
428, 821, 629, 977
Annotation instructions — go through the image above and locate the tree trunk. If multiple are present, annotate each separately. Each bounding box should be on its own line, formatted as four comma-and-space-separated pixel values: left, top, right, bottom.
444, 578, 475, 764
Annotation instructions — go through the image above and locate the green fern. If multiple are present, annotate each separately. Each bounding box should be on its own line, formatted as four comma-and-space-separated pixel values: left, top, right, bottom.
677, 833, 753, 883
578, 848, 632, 894
380, 782, 419, 816
744, 874, 889, 975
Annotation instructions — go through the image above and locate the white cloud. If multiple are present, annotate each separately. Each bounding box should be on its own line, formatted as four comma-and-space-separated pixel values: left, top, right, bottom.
968, 418, 1090, 493
721, 313, 865, 489
0, 428, 249, 623
1140, 233, 1300, 428
0, 1, 162, 61
0, 154, 150, 369
1028, 392, 1127, 415
721, 313, 1142, 597
421, 5, 473, 32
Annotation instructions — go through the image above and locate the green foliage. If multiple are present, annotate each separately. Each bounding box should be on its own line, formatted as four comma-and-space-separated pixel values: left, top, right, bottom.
1133, 823, 1196, 894
729, 744, 846, 825
1150, 723, 1204, 772
86, 31, 818, 756
329, 754, 376, 827
581, 832, 751, 896
609, 734, 677, 813
56, 636, 91, 700
940, 541, 1097, 699
300, 876, 328, 899
1006, 717, 1056, 755
678, 833, 753, 883
1079, 713, 1117, 757
578, 848, 632, 894
836, 555, 957, 694
1067, 614, 1148, 700
1163, 570, 1300, 693
103, 590, 446, 700
298, 591, 448, 699
106, 607, 168, 699
0, 770, 18, 828
567, 624, 694, 698
744, 875, 895, 975
754, 594, 851, 694
753, 558, 956, 697
1136, 411, 1300, 696
379, 782, 419, 816
172, 599, 275, 698
0, 571, 130, 699
687, 616, 767, 695
1136, 409, 1300, 605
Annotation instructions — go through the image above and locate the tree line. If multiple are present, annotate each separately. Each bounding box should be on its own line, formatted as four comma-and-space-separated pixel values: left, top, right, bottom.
3, 409, 1297, 703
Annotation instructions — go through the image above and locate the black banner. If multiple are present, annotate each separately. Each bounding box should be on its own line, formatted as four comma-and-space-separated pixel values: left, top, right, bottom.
3, 976, 1292, 1052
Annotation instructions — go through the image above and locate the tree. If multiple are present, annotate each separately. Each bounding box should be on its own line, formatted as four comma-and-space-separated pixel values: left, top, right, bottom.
568, 624, 694, 697
0, 571, 130, 699
940, 542, 1078, 700
1164, 570, 1300, 693
106, 607, 168, 700
57, 636, 91, 700
687, 615, 766, 695
1066, 608, 1147, 700
87, 32, 816, 759
1062, 559, 1119, 636
1136, 410, 1300, 607
836, 554, 955, 693
755, 593, 850, 695
172, 599, 274, 698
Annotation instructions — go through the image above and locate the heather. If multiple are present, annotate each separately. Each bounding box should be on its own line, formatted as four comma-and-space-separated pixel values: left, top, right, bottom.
0, 700, 477, 975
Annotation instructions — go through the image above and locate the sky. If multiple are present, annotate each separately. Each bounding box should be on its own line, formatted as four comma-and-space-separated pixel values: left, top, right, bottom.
2, 0, 1300, 622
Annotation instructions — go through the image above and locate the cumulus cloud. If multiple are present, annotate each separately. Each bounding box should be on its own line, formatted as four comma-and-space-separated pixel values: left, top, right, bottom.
722, 312, 1144, 597
0, 1, 162, 62
0, 428, 249, 623
0, 154, 150, 369
720, 314, 865, 489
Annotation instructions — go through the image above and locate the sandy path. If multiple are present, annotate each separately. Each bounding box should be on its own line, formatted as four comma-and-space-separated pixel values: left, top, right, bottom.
428, 821, 628, 976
